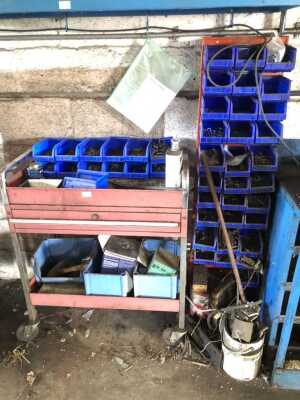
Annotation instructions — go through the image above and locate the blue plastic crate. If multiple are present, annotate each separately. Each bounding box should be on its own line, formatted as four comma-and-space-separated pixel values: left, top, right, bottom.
239, 230, 263, 257
101, 137, 128, 162
40, 163, 56, 178
124, 138, 151, 162
54, 138, 81, 162
251, 146, 278, 172
230, 97, 258, 121
258, 100, 287, 121
192, 249, 215, 265
33, 238, 99, 283
103, 161, 126, 178
221, 194, 246, 212
125, 162, 149, 179
196, 208, 219, 228
244, 212, 269, 229
199, 145, 224, 172
63, 175, 108, 189
265, 45, 297, 72
203, 71, 233, 95
223, 210, 244, 229
255, 121, 283, 144
204, 46, 235, 70
261, 76, 291, 102
201, 120, 228, 144
233, 72, 260, 96
198, 172, 222, 193
228, 121, 256, 144
55, 161, 77, 177
235, 46, 267, 70
32, 138, 62, 163
150, 137, 172, 163
216, 228, 240, 255
224, 146, 251, 177
77, 138, 107, 162
197, 192, 220, 209
143, 239, 180, 257
77, 160, 104, 177
202, 96, 230, 120
192, 227, 217, 251
246, 194, 271, 213
150, 161, 165, 178
133, 273, 178, 299
249, 172, 275, 193
223, 176, 249, 194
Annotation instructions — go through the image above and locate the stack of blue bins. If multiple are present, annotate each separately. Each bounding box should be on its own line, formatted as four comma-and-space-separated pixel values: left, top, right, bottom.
193, 43, 296, 287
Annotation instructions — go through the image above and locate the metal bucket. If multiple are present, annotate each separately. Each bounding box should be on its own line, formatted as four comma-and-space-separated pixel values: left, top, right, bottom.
221, 315, 265, 381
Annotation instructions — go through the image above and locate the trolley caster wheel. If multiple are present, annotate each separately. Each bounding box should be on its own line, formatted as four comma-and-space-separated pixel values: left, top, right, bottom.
16, 322, 39, 342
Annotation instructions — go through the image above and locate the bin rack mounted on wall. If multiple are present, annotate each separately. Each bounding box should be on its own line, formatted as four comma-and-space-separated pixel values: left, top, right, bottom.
2, 149, 189, 339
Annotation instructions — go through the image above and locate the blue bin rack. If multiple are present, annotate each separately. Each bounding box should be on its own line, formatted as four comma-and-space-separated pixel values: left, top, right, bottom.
150, 162, 165, 178
32, 138, 62, 163
125, 162, 149, 179
201, 120, 228, 144
244, 211, 269, 229
230, 97, 258, 121
263, 180, 300, 391
255, 121, 283, 144
239, 230, 263, 257
216, 229, 240, 255
193, 249, 216, 265
78, 138, 107, 162
221, 194, 246, 212
233, 71, 260, 96
54, 138, 81, 162
203, 71, 233, 95
197, 191, 220, 208
150, 137, 172, 163
249, 172, 275, 193
124, 138, 151, 162
198, 172, 222, 193
251, 145, 278, 172
101, 137, 128, 162
204, 46, 235, 70
196, 208, 219, 228
77, 160, 104, 177
246, 194, 271, 213
235, 46, 267, 70
258, 100, 287, 121
55, 161, 78, 177
228, 121, 256, 144
103, 161, 126, 178
224, 146, 251, 177
261, 76, 291, 102
265, 45, 297, 72
223, 176, 249, 194
199, 145, 224, 172
202, 96, 230, 120
192, 227, 217, 251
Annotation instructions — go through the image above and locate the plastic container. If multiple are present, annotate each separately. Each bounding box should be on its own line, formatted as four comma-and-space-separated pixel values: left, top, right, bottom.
77, 160, 104, 177
261, 76, 291, 102
125, 162, 149, 179
246, 194, 271, 213
32, 138, 62, 163
244, 212, 269, 229
249, 172, 275, 193
223, 210, 244, 229
133, 273, 178, 299
55, 161, 78, 177
197, 192, 220, 209
204, 46, 235, 70
198, 172, 222, 193
33, 238, 98, 283
255, 121, 283, 144
235, 46, 267, 70
101, 137, 127, 162
63, 175, 108, 189
258, 100, 287, 121
251, 146, 278, 172
150, 162, 165, 178
225, 146, 251, 177
203, 71, 233, 95
228, 121, 256, 144
239, 230, 263, 257
230, 97, 258, 121
202, 96, 230, 120
143, 239, 180, 257
103, 161, 126, 178
221, 194, 246, 212
150, 137, 172, 163
265, 45, 297, 72
201, 120, 229, 144
193, 249, 215, 265
54, 139, 81, 162
223, 177, 249, 194
216, 229, 240, 255
196, 208, 219, 228
199, 145, 224, 172
41, 162, 56, 178
192, 227, 216, 251
124, 138, 151, 162
233, 72, 260, 96
78, 138, 107, 162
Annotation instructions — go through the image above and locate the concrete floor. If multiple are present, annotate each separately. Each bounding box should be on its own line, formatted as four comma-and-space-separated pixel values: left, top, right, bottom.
0, 280, 298, 400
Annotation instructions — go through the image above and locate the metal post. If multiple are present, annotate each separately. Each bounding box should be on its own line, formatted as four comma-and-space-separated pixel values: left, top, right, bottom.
179, 236, 187, 330
279, 10, 287, 34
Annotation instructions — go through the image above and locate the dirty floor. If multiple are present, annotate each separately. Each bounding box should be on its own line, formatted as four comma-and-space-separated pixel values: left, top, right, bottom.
0, 280, 298, 400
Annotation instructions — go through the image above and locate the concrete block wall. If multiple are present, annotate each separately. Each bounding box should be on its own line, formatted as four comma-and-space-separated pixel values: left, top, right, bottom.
1, 10, 300, 278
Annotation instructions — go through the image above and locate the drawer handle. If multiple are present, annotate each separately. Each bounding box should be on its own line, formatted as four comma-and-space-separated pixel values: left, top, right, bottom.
91, 213, 100, 221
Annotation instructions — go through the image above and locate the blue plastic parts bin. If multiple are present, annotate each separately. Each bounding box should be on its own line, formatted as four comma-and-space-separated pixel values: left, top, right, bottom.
125, 138, 151, 162
255, 121, 283, 144
224, 146, 251, 177
193, 249, 215, 265
223, 177, 249, 194
258, 100, 287, 121
198, 172, 222, 193
203, 71, 233, 95
150, 137, 172, 163
196, 208, 219, 228
55, 161, 77, 177
235, 46, 267, 70
54, 138, 81, 162
41, 163, 56, 178
249, 173, 275, 193
103, 161, 126, 178
102, 137, 127, 162
150, 162, 165, 178
63, 175, 108, 189
133, 274, 178, 299
193, 227, 216, 251
77, 160, 104, 177
261, 76, 291, 102
221, 194, 246, 212
228, 121, 256, 144
197, 192, 220, 209
244, 212, 269, 229
32, 138, 62, 163
125, 162, 149, 179
246, 194, 271, 213
199, 145, 224, 172
223, 210, 244, 229
251, 146, 278, 172
204, 46, 235, 70
201, 120, 228, 143
202, 96, 230, 120
239, 230, 263, 257
233, 72, 260, 96
265, 45, 297, 72
78, 138, 107, 162
33, 238, 98, 283
230, 97, 258, 120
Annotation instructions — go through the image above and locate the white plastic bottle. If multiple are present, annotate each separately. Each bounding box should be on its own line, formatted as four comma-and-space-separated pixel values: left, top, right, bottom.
165, 138, 182, 188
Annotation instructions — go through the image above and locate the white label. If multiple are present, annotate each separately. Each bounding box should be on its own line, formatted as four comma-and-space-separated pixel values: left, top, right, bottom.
81, 191, 92, 198
59, 1, 71, 10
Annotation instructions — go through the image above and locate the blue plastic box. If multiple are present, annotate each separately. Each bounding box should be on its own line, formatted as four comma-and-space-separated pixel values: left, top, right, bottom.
125, 162, 149, 179
233, 72, 260, 96
150, 137, 172, 163
216, 229, 239, 255
261, 76, 291, 102
258, 100, 287, 121
198, 172, 222, 193
77, 160, 104, 177
251, 146, 278, 172
246, 194, 271, 213
244, 212, 269, 229
101, 137, 127, 162
199, 145, 224, 172
124, 138, 151, 162
63, 175, 108, 189
41, 163, 57, 178
103, 161, 126, 178
223, 210, 244, 229
228, 121, 256, 144
133, 273, 178, 299
203, 71, 233, 95
143, 239, 180, 257
55, 161, 77, 177
78, 138, 107, 162
204, 46, 235, 70
197, 192, 220, 209
265, 45, 297, 72
33, 238, 98, 283
255, 121, 283, 144
239, 230, 263, 257
192, 227, 216, 251
54, 138, 81, 162
196, 208, 219, 228
32, 138, 62, 163
235, 46, 267, 70
221, 194, 246, 212
224, 146, 251, 177
223, 177, 249, 194
230, 97, 258, 121
201, 120, 228, 144
202, 96, 230, 120
193, 249, 215, 265
249, 173, 275, 193
150, 161, 165, 178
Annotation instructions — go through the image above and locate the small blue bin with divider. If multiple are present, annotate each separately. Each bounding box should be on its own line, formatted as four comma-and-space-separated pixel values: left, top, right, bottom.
239, 230, 263, 257
125, 162, 149, 179
199, 145, 224, 172
235, 46, 267, 70
224, 146, 251, 177
193, 249, 215, 265
230, 97, 258, 120
124, 138, 151, 162
255, 121, 283, 144
32, 138, 62, 163
150, 162, 165, 178
77, 160, 104, 177
223, 210, 244, 229
233, 71, 260, 96
196, 207, 219, 228
202, 96, 230, 120
244, 211, 269, 229
250, 173, 275, 193
101, 137, 128, 162
221, 194, 246, 212
261, 76, 291, 102
216, 229, 240, 255
204, 45, 235, 70
201, 120, 228, 144
77, 138, 107, 162
150, 137, 172, 163
198, 172, 222, 193
103, 161, 126, 178
258, 100, 287, 121
224, 176, 249, 194
246, 194, 271, 214
55, 161, 78, 177
251, 146, 278, 172
203, 71, 233, 95
197, 192, 220, 209
265, 45, 297, 72
193, 227, 216, 251
54, 138, 81, 162
228, 121, 256, 144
